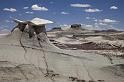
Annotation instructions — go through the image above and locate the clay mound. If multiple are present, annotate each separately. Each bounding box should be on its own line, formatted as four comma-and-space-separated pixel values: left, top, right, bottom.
81, 42, 115, 50
0, 61, 15, 67
102, 64, 124, 77
86, 36, 105, 41
0, 63, 43, 82
63, 42, 120, 50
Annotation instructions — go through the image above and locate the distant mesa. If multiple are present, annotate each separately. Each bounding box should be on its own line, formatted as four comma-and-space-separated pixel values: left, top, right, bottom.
71, 24, 81, 29
49, 24, 87, 32
94, 29, 121, 33
52, 27, 62, 30
102, 29, 120, 32
0, 29, 10, 34
70, 24, 87, 31
50, 27, 63, 32
53, 27, 62, 30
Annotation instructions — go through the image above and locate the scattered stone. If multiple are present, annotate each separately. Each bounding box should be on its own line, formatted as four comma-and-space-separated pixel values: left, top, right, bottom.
69, 76, 78, 81
89, 80, 96, 82
98, 80, 105, 82
77, 79, 85, 82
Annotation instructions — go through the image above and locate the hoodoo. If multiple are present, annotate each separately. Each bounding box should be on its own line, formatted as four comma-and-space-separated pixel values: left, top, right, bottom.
11, 19, 28, 32
12, 18, 53, 38
29, 18, 53, 35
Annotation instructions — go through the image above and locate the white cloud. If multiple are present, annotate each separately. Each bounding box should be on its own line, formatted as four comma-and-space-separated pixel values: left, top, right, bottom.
61, 12, 69, 14
100, 19, 119, 23
0, 29, 10, 34
24, 7, 29, 9
86, 17, 90, 19
71, 4, 91, 8
110, 6, 118, 10
93, 18, 119, 27
25, 11, 34, 14
94, 19, 98, 22
19, 14, 23, 16
4, 20, 13, 23
31, 4, 48, 11
9, 16, 13, 19
60, 24, 70, 30
99, 22, 107, 26
85, 8, 102, 13
86, 17, 96, 20
5, 20, 10, 23
50, 1, 54, 4
1, 29, 10, 32
3, 8, 17, 12
85, 25, 93, 28
60, 24, 69, 27
82, 24, 98, 30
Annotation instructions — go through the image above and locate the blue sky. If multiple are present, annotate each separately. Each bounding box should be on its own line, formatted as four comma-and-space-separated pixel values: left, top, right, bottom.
0, 0, 123, 30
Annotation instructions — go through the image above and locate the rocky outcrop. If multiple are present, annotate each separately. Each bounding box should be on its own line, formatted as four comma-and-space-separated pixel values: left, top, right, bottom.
71, 24, 81, 29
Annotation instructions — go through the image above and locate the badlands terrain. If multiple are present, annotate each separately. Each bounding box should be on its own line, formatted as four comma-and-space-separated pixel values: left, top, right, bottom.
0, 22, 124, 82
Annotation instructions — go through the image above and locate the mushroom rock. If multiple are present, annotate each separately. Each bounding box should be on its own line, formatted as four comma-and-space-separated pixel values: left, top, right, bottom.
30, 18, 53, 25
